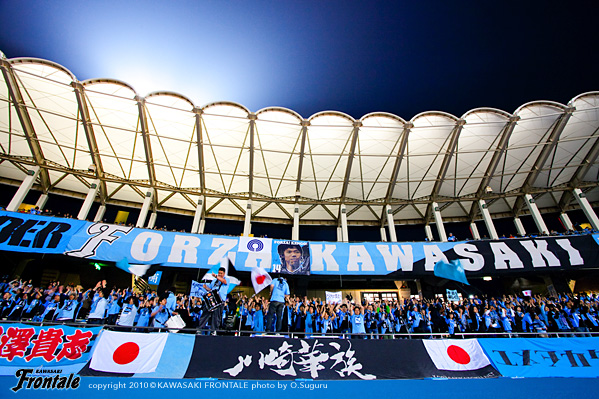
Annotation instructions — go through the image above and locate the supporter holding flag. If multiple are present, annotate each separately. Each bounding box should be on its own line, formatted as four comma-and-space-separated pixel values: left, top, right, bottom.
202, 257, 241, 293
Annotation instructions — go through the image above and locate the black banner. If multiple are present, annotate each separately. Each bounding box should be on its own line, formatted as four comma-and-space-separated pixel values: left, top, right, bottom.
183, 336, 500, 380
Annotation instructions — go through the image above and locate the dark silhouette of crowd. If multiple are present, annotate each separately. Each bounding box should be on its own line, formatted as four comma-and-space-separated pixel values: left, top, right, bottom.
1, 277, 597, 338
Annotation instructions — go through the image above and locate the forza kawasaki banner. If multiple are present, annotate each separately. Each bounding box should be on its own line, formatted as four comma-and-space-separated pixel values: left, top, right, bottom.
2, 212, 599, 277
0, 211, 87, 254
64, 220, 599, 277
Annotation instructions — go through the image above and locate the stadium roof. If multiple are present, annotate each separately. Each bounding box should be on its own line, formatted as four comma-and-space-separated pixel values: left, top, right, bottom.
0, 53, 598, 226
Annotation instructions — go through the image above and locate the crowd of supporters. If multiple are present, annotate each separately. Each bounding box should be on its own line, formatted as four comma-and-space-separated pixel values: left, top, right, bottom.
1, 277, 597, 338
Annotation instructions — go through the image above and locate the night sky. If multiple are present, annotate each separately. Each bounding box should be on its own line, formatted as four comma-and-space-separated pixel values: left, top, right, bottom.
0, 1, 597, 121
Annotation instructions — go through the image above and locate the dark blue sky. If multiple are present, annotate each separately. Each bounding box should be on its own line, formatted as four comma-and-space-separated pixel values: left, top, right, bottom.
0, 0, 597, 120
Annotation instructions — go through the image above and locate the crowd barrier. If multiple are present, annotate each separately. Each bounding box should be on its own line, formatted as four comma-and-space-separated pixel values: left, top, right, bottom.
1, 322, 598, 381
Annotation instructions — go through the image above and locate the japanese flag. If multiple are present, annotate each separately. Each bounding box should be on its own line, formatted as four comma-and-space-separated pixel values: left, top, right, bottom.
90, 331, 168, 373
251, 266, 272, 294
422, 339, 491, 371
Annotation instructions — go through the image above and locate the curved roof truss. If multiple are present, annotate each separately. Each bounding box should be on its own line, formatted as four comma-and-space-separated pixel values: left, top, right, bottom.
0, 55, 598, 226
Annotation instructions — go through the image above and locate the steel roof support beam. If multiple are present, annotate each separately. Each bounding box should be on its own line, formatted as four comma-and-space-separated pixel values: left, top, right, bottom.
512, 108, 574, 217
339, 122, 361, 202
338, 122, 361, 230
295, 121, 309, 197
0, 59, 50, 191
380, 122, 411, 226
468, 116, 519, 220
193, 108, 206, 234
248, 113, 256, 198
136, 96, 158, 211
424, 119, 464, 225
292, 120, 309, 240
558, 128, 599, 210
242, 114, 257, 237
72, 82, 107, 204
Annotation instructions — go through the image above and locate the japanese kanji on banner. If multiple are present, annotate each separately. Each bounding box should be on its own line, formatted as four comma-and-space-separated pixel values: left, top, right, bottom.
0, 324, 102, 375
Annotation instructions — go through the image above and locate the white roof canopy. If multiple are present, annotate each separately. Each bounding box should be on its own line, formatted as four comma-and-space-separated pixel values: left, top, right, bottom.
1, 55, 598, 226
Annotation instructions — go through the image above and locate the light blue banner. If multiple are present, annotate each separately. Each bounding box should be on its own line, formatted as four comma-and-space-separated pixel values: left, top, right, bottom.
63, 221, 454, 274
0, 323, 102, 376
0, 211, 86, 254
479, 337, 599, 378
3, 212, 598, 276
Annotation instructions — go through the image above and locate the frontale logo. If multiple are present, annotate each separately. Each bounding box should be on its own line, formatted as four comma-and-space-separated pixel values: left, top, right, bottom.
11, 369, 80, 392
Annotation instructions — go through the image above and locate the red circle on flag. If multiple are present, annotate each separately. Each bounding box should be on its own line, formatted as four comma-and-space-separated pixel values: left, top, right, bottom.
256, 275, 266, 285
113, 342, 140, 365
447, 345, 470, 364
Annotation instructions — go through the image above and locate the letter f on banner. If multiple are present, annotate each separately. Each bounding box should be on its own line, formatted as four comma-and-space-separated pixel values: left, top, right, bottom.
66, 223, 133, 258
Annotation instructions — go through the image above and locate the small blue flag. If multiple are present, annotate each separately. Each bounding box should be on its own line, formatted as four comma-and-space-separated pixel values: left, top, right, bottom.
148, 271, 162, 285
190, 280, 207, 297
434, 259, 469, 285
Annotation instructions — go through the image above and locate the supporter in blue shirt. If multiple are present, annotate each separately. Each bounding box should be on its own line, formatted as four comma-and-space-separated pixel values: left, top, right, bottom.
22, 293, 42, 320
446, 312, 456, 336
521, 310, 534, 332
336, 303, 351, 334
151, 296, 173, 329
106, 292, 122, 325
251, 302, 264, 332
266, 276, 290, 332
135, 301, 152, 332
37, 294, 61, 321
305, 305, 315, 337
165, 289, 177, 312
6, 293, 26, 321
197, 267, 230, 333
117, 297, 139, 330
87, 289, 108, 324
55, 293, 78, 321
350, 306, 366, 337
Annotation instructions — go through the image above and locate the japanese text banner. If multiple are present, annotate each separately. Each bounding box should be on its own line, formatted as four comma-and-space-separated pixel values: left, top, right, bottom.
0, 324, 101, 375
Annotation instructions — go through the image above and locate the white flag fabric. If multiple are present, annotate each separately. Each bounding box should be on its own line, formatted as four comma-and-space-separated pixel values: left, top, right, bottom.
325, 291, 342, 304
238, 237, 272, 254
90, 331, 168, 373
251, 266, 272, 294
422, 339, 491, 371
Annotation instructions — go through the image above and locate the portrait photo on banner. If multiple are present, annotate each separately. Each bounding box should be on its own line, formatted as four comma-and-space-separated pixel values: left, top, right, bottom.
272, 240, 311, 275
